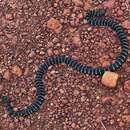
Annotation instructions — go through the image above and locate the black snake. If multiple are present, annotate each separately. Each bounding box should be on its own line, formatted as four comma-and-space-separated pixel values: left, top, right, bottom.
1, 9, 129, 117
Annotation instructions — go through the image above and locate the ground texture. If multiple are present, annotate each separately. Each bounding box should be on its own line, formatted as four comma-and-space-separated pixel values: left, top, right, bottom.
0, 0, 130, 130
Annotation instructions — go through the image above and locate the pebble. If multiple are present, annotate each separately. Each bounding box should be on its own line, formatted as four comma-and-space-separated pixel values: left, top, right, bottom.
74, 89, 79, 96
11, 65, 23, 77
29, 50, 35, 58
71, 122, 76, 128
39, 51, 45, 55
122, 115, 130, 123
117, 10, 123, 16
119, 121, 124, 127
122, 20, 130, 29
101, 61, 110, 67
103, 0, 115, 8
47, 18, 62, 33
5, 13, 13, 20
124, 80, 130, 93
24, 119, 31, 127
0, 85, 3, 91
83, 0, 92, 10
125, 67, 130, 73
62, 9, 70, 16
3, 69, 11, 80
59, 89, 64, 94
47, 49, 53, 56
71, 32, 81, 48
81, 96, 86, 102
101, 71, 119, 88
72, 0, 83, 6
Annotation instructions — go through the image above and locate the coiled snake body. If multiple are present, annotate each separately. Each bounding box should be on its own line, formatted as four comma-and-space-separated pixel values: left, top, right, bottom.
2, 9, 129, 117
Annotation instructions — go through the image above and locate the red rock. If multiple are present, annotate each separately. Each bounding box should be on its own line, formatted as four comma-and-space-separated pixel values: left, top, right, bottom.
102, 96, 118, 105
99, 55, 110, 67
5, 13, 13, 20
124, 80, 130, 92
103, 0, 115, 8
47, 18, 62, 33
71, 34, 81, 47
122, 115, 130, 123
122, 20, 130, 29
77, 13, 83, 19
74, 89, 79, 96
101, 71, 119, 88
3, 70, 11, 80
117, 10, 123, 16
72, 0, 83, 6
0, 85, 3, 91
62, 9, 70, 16
47, 49, 53, 56
11, 65, 23, 77
102, 61, 110, 67
83, 0, 93, 10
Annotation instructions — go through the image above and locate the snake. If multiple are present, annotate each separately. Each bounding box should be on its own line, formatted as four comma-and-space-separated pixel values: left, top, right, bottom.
1, 9, 129, 117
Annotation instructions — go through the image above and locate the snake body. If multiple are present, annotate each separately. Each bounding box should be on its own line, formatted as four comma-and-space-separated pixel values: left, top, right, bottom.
2, 9, 129, 117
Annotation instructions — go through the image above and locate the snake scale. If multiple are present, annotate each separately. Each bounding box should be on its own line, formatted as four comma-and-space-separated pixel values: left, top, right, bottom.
1, 9, 129, 117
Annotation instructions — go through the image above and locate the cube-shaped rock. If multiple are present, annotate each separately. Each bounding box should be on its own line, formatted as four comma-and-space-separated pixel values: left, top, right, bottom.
101, 71, 119, 88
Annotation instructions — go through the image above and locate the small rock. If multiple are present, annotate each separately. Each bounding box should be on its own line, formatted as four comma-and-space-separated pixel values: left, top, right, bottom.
47, 49, 53, 56
62, 9, 70, 16
47, 18, 62, 33
3, 70, 11, 80
125, 67, 130, 73
71, 34, 81, 47
0, 85, 3, 91
99, 55, 110, 67
102, 96, 114, 104
79, 86, 85, 91
71, 122, 76, 128
81, 96, 86, 102
39, 51, 45, 55
29, 50, 35, 58
117, 10, 123, 16
77, 13, 83, 19
87, 27, 92, 31
74, 89, 79, 96
122, 20, 130, 29
5, 13, 13, 20
122, 115, 130, 123
103, 0, 115, 8
83, 0, 93, 10
11, 65, 23, 77
72, 0, 83, 6
119, 121, 124, 127
101, 71, 119, 88
8, 122, 14, 129
24, 119, 31, 127
59, 89, 64, 94
124, 80, 130, 93
102, 61, 110, 67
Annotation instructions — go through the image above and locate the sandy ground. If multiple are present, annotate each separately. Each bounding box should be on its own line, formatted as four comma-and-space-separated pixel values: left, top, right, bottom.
0, 0, 130, 130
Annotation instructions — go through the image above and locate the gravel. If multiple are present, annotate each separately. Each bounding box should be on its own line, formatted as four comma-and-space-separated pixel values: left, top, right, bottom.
0, 0, 130, 130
